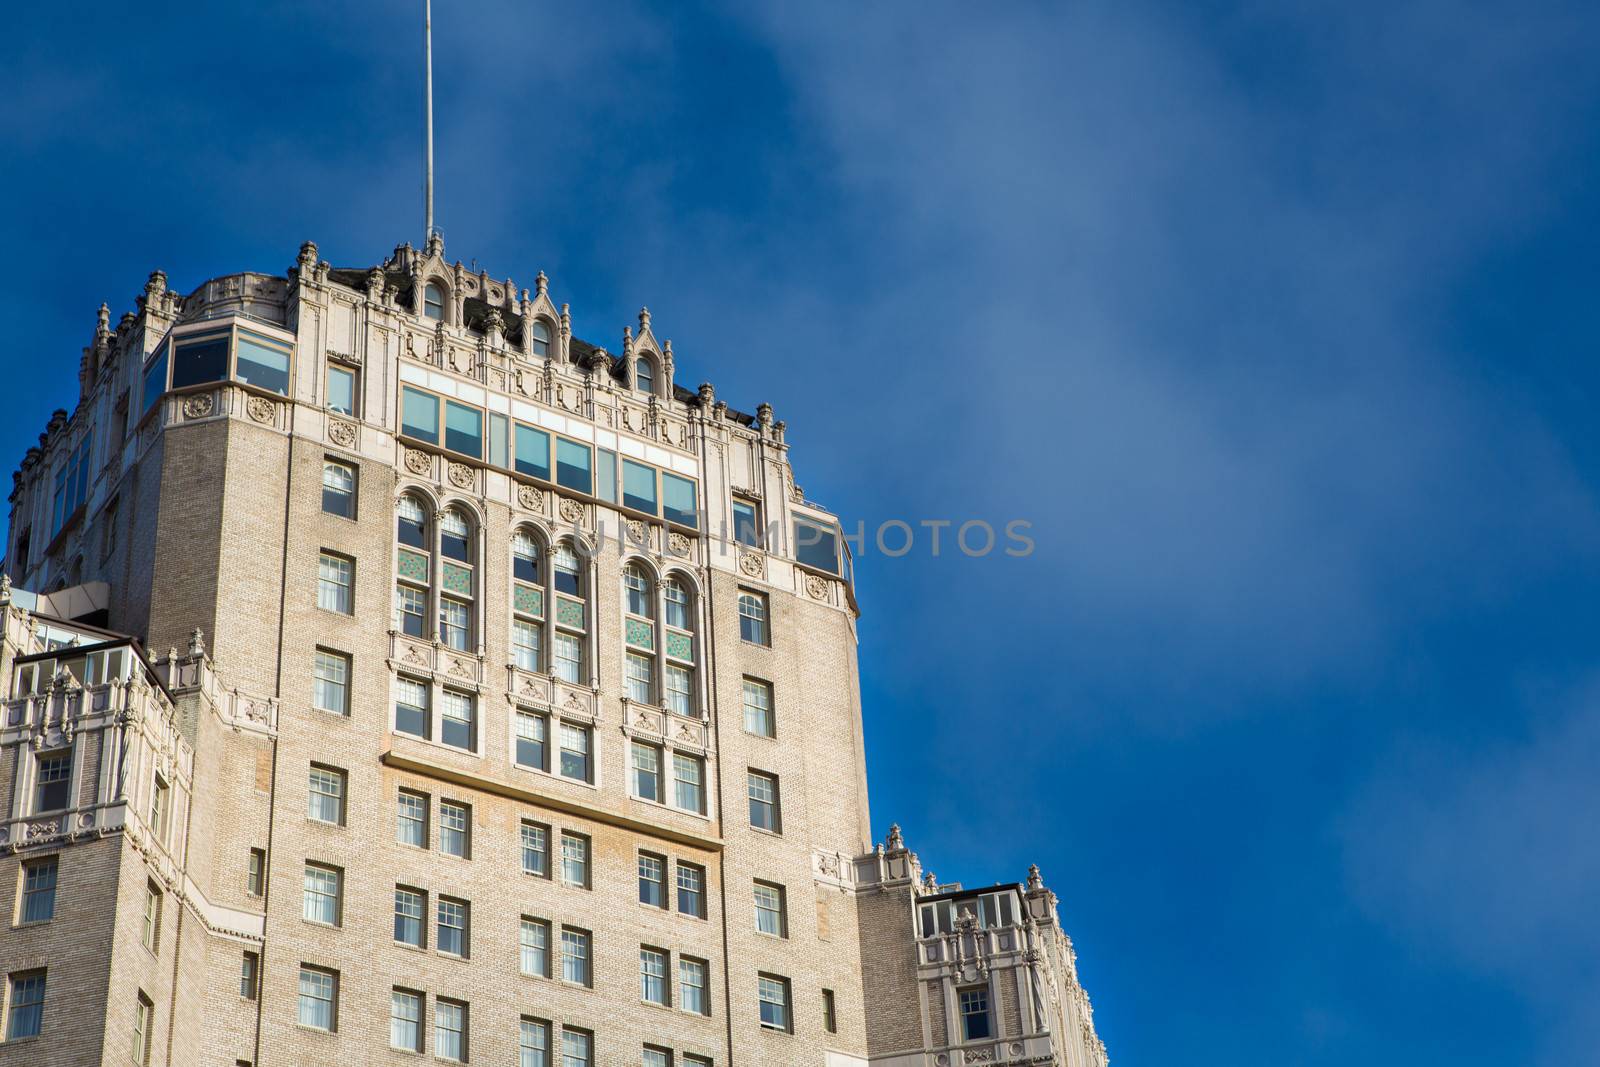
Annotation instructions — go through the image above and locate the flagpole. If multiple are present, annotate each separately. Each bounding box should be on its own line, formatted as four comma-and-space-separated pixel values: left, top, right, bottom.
424, 0, 435, 240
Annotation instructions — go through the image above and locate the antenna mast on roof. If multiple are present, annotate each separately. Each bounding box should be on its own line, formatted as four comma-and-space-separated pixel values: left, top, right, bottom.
424, 0, 436, 241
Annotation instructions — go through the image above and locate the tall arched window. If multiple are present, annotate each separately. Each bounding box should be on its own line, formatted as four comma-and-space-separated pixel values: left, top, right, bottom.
531, 319, 552, 358
424, 283, 445, 321
552, 542, 588, 684
635, 357, 655, 396
438, 508, 475, 651
663, 575, 696, 717
623, 562, 656, 704
511, 529, 544, 672
394, 495, 431, 638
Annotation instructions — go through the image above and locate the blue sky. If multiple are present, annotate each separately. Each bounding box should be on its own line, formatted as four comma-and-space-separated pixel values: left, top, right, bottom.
6, 2, 1600, 1063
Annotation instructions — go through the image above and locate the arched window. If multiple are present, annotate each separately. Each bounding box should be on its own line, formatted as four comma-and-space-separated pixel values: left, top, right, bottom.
623, 562, 656, 705
424, 283, 445, 321
394, 495, 431, 638
511, 529, 544, 672
437, 508, 475, 651
551, 542, 588, 684
531, 319, 552, 358
635, 357, 655, 396
662, 576, 696, 717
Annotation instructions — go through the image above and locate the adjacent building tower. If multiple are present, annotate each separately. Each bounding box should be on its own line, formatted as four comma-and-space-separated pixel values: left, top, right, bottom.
0, 237, 1107, 1067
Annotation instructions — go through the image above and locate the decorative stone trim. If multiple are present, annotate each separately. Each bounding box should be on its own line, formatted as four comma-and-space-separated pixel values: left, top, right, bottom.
245, 395, 275, 424
668, 531, 691, 557
182, 393, 214, 419
558, 496, 586, 526
404, 447, 432, 476
805, 573, 830, 600
447, 461, 474, 489
739, 550, 764, 578
328, 418, 357, 447
517, 483, 545, 511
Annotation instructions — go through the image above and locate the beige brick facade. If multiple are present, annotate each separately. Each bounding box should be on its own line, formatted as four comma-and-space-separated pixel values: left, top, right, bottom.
0, 237, 1105, 1067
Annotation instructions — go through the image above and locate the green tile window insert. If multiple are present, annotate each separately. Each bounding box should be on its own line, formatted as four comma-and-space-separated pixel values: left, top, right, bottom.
442, 562, 473, 595
556, 596, 585, 629
398, 548, 429, 583
514, 584, 544, 617
665, 631, 694, 662
626, 618, 655, 651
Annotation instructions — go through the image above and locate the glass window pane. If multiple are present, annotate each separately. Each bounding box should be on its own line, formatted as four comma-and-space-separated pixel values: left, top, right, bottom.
515, 424, 551, 480
489, 412, 508, 468
622, 459, 657, 514
444, 401, 483, 458
142, 346, 169, 414
236, 331, 292, 395
327, 365, 355, 413
595, 449, 617, 504
662, 473, 698, 528
402, 387, 439, 444
555, 439, 592, 494
795, 519, 841, 574
170, 332, 230, 389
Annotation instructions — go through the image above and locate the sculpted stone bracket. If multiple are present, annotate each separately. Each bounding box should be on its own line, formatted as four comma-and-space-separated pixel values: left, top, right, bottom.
390, 633, 486, 690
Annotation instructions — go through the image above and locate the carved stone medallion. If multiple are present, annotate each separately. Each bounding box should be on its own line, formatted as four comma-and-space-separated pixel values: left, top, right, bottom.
518, 484, 544, 511
182, 393, 213, 418
404, 448, 432, 476
559, 497, 584, 524
447, 462, 474, 489
625, 519, 648, 547
246, 395, 275, 423
668, 532, 690, 556
328, 419, 357, 446
738, 550, 764, 577
805, 573, 829, 600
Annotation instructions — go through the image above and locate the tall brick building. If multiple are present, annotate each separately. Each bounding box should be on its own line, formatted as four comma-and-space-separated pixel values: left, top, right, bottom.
0, 236, 1107, 1066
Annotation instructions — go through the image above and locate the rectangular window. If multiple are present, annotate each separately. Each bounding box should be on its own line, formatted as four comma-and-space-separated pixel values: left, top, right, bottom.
959, 987, 992, 1041
732, 499, 761, 547
676, 862, 706, 919
20, 857, 58, 923
142, 345, 169, 415
553, 631, 583, 684
521, 820, 550, 877
555, 438, 592, 494
240, 953, 259, 1000
394, 887, 425, 947
436, 896, 468, 957
680, 957, 708, 1016
312, 650, 350, 715
560, 832, 589, 888
622, 459, 657, 515
673, 753, 705, 814
133, 991, 153, 1065
748, 770, 781, 833
321, 459, 355, 517
638, 852, 666, 908
742, 678, 774, 737
520, 917, 551, 977
170, 331, 230, 389
662, 472, 698, 528
247, 848, 265, 896
236, 330, 292, 395
665, 664, 692, 717
401, 386, 439, 444
794, 517, 842, 575
397, 790, 428, 848
5, 971, 44, 1040
558, 723, 591, 782
439, 801, 470, 858
438, 597, 470, 651
302, 864, 341, 926
396, 676, 430, 737
33, 752, 71, 812
559, 927, 591, 986
317, 552, 353, 613
643, 1047, 671, 1067
489, 411, 509, 467
824, 988, 837, 1033
307, 765, 345, 825
640, 947, 669, 1006
737, 590, 769, 646
326, 363, 355, 415
515, 711, 548, 770
754, 881, 786, 937
625, 650, 654, 704
632, 742, 662, 802
395, 584, 427, 637
519, 1018, 551, 1067
390, 989, 422, 1052
758, 974, 791, 1032
142, 881, 162, 951
513, 619, 542, 672
435, 998, 468, 1062
441, 689, 477, 751
297, 965, 337, 1031
444, 399, 483, 459
595, 448, 617, 504
514, 423, 551, 480
149, 775, 170, 841
561, 1029, 592, 1067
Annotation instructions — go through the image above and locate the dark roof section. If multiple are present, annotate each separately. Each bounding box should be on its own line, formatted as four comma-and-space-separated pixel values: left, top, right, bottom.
917, 882, 1028, 905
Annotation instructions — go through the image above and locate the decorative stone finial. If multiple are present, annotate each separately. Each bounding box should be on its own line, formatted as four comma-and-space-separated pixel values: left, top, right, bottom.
622, 326, 633, 356
639, 306, 651, 331
757, 402, 774, 429
96, 303, 111, 335
298, 241, 319, 268
662, 339, 673, 367
698, 382, 715, 407
0, 573, 11, 601
187, 628, 206, 657
536, 270, 549, 296
1027, 864, 1044, 892
425, 232, 444, 259
922, 870, 938, 892
887, 823, 904, 850
145, 269, 167, 297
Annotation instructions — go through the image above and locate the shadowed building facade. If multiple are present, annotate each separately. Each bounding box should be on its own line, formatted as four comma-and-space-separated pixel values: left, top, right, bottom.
0, 237, 1107, 1067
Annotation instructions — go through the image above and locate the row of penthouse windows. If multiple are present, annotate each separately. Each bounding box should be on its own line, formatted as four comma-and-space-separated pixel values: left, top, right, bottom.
131, 317, 844, 573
